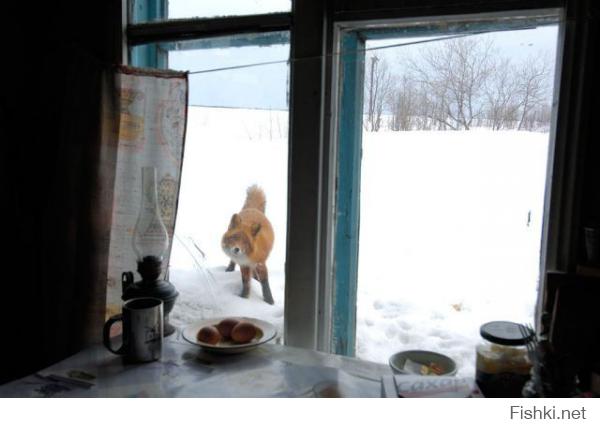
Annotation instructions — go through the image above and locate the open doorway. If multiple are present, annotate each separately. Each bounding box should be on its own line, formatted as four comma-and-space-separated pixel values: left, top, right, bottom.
333, 11, 563, 375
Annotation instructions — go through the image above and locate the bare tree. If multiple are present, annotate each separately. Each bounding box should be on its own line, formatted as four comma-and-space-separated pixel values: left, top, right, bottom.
365, 54, 393, 131
378, 37, 553, 132
529, 103, 553, 132
388, 74, 419, 131
408, 37, 496, 130
484, 57, 521, 130
515, 54, 552, 130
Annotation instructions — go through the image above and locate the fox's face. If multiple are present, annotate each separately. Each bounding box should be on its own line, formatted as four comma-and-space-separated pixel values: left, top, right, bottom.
221, 213, 262, 267
222, 230, 253, 265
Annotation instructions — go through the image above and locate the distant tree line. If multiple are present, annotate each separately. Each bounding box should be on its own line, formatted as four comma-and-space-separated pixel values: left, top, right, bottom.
364, 37, 553, 132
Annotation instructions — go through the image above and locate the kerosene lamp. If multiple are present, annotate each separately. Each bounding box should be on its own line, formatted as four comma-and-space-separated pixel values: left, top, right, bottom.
122, 166, 179, 336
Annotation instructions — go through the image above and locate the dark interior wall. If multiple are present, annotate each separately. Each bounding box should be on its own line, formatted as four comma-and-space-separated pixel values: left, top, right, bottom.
570, 1, 600, 383
0, 1, 120, 384
579, 3, 600, 255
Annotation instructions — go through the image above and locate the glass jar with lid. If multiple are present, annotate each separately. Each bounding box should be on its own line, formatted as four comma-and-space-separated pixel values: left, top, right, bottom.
475, 321, 533, 397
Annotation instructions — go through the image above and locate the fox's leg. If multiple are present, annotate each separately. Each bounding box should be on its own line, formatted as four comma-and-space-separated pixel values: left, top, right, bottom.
240, 266, 251, 298
252, 269, 260, 281
226, 260, 236, 272
255, 263, 274, 305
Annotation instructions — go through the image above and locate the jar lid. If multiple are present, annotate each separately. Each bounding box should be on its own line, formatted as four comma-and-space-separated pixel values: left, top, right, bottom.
480, 321, 534, 346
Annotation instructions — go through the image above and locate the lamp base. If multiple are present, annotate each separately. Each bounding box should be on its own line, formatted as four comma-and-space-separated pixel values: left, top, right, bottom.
164, 320, 176, 337
122, 265, 179, 338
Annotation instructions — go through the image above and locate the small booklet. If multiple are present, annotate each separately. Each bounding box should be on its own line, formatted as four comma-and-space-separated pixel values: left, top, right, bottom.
381, 374, 483, 398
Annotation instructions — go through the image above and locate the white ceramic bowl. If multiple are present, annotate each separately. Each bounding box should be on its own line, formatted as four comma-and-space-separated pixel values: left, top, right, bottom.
182, 317, 277, 354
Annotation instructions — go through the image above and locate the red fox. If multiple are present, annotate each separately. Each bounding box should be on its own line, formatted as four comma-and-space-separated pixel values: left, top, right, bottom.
221, 185, 275, 304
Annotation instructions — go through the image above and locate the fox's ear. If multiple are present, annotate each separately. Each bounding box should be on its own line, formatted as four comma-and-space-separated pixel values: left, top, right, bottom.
251, 223, 261, 237
229, 214, 241, 230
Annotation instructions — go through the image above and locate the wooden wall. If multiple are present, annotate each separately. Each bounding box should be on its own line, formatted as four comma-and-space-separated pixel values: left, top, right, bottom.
0, 1, 121, 384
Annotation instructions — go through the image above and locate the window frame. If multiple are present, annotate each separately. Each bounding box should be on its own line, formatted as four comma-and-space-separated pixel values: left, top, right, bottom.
123, 0, 586, 356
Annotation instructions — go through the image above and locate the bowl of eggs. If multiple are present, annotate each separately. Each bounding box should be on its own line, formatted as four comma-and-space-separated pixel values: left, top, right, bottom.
182, 317, 277, 354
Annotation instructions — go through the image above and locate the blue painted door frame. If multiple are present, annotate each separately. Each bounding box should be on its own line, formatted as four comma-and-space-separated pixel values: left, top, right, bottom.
332, 32, 365, 356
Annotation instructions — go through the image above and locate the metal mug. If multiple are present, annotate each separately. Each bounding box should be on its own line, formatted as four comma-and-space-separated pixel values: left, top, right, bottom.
103, 297, 164, 363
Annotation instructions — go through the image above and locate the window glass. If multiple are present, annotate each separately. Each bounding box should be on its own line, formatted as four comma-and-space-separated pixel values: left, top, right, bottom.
170, 0, 290, 19
132, 34, 290, 340
131, 0, 291, 23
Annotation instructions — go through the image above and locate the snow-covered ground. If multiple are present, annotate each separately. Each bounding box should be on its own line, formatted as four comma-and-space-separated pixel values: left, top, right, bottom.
356, 129, 548, 376
169, 106, 548, 376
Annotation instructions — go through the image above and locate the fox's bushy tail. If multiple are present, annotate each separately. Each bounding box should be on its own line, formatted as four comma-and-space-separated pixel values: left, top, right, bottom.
242, 184, 266, 213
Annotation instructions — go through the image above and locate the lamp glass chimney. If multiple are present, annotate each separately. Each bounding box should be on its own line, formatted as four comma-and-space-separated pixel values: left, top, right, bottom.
132, 166, 169, 261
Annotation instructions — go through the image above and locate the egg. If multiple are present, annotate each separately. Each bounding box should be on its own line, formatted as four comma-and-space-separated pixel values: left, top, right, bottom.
231, 321, 258, 344
196, 325, 222, 345
216, 317, 241, 339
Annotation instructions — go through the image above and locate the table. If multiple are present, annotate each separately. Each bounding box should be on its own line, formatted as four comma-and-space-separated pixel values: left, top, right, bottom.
0, 333, 391, 397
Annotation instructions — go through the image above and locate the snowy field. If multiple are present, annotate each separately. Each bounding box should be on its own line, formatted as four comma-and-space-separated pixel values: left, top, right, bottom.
169, 106, 548, 376
356, 129, 548, 376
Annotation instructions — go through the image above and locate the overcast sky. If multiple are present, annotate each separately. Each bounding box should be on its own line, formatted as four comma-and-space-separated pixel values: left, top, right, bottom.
168, 0, 291, 18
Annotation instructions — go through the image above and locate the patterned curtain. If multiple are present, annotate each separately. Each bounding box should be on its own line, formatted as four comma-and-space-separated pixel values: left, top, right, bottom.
105, 66, 188, 319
